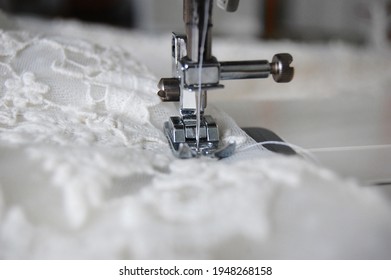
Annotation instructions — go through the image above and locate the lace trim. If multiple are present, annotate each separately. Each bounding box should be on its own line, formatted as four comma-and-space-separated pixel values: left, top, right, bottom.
0, 30, 164, 148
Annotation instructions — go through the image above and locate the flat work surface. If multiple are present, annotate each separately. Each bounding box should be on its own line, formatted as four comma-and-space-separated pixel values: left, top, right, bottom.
214, 93, 391, 184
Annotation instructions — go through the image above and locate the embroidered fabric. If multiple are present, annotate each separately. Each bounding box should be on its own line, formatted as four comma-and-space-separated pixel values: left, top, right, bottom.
0, 12, 391, 259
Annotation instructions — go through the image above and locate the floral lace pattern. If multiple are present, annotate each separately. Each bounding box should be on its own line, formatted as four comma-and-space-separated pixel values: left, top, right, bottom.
0, 30, 165, 148
0, 17, 391, 259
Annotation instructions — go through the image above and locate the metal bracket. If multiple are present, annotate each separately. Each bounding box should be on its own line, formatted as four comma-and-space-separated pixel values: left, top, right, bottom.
157, 0, 294, 159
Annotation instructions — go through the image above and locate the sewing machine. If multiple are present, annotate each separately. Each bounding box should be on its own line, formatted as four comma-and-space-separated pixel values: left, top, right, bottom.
157, 0, 294, 159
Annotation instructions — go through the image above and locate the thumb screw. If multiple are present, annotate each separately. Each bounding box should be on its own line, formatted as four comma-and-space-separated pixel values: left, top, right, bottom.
271, 53, 294, 83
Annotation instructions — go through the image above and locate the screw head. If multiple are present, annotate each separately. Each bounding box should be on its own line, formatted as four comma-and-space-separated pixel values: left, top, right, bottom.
157, 78, 181, 102
271, 53, 294, 83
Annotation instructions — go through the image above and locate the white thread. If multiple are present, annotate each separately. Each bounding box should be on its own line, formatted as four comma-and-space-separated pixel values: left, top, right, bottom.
237, 141, 320, 164
309, 144, 391, 153
196, 0, 211, 151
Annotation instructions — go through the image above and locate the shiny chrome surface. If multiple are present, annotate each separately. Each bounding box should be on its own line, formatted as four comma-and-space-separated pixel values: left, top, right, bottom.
158, 0, 294, 158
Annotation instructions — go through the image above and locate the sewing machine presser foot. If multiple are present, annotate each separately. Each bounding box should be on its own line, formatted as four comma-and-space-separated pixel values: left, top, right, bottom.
164, 115, 236, 159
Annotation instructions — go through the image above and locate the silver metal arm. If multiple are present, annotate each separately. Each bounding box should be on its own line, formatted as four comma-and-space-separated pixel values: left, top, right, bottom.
157, 0, 294, 159
184, 0, 213, 62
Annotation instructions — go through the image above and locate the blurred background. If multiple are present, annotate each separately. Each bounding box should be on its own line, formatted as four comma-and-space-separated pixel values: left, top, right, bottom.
0, 0, 390, 46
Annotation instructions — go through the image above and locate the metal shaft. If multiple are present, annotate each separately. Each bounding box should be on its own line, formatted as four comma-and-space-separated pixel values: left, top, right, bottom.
183, 0, 214, 62
220, 60, 271, 80
220, 53, 294, 82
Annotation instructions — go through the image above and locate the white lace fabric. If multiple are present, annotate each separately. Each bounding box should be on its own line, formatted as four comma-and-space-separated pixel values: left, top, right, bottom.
0, 13, 391, 259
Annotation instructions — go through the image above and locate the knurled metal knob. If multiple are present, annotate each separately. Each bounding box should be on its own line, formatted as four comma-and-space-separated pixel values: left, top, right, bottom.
270, 53, 294, 83
157, 78, 180, 102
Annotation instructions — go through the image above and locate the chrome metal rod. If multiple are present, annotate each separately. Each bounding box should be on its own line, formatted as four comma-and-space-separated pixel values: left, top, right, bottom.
220, 60, 271, 80
183, 0, 214, 62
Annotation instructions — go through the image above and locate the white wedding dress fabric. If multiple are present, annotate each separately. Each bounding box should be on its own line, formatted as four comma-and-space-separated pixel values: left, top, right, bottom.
0, 12, 391, 259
